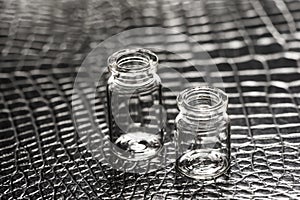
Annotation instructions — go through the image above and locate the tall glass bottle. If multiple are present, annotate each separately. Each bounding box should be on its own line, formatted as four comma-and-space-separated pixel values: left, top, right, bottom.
175, 86, 230, 180
107, 48, 164, 161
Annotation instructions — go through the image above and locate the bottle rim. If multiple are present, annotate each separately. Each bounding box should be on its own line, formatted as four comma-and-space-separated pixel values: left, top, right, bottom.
107, 48, 158, 75
177, 86, 228, 114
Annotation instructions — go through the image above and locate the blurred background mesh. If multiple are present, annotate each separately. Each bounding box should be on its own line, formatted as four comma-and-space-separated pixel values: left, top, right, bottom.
1, 0, 300, 199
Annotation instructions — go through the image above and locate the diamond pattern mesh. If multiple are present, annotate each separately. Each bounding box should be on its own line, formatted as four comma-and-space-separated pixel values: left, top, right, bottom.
1, 0, 300, 199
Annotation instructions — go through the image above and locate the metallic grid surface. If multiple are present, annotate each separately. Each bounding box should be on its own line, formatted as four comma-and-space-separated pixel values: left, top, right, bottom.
1, 0, 300, 199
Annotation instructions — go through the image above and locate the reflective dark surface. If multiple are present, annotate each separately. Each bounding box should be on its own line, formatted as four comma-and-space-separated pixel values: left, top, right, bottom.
1, 0, 300, 199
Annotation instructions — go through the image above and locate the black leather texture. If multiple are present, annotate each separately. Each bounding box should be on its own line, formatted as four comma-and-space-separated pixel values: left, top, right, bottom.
1, 0, 300, 199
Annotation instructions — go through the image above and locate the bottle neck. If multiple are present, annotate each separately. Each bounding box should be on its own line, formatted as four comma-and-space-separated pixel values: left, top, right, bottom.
177, 86, 228, 126
108, 48, 158, 87
109, 70, 157, 87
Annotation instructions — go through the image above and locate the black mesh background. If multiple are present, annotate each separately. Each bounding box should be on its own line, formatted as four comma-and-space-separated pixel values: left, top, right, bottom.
1, 0, 300, 199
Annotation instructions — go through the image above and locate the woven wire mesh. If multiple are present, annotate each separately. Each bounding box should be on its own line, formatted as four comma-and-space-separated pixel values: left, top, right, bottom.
1, 0, 300, 199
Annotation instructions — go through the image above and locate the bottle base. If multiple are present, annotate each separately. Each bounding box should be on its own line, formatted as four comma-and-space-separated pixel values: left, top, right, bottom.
111, 131, 163, 161
176, 149, 229, 180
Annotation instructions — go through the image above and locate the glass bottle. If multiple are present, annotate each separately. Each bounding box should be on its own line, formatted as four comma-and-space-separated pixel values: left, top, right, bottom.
175, 86, 230, 180
107, 48, 164, 161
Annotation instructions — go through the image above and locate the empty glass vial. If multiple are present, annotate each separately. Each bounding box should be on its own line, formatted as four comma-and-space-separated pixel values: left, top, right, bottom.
175, 86, 230, 180
107, 48, 164, 161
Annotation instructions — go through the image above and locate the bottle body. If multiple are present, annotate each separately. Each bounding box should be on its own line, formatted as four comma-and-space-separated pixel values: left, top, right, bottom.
175, 86, 230, 180
107, 49, 164, 161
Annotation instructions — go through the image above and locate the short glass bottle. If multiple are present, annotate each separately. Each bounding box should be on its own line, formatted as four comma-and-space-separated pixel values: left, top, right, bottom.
107, 48, 164, 161
175, 86, 230, 180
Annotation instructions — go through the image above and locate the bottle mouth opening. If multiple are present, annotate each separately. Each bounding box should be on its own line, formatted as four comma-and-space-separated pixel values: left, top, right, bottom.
108, 48, 158, 74
177, 86, 228, 113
